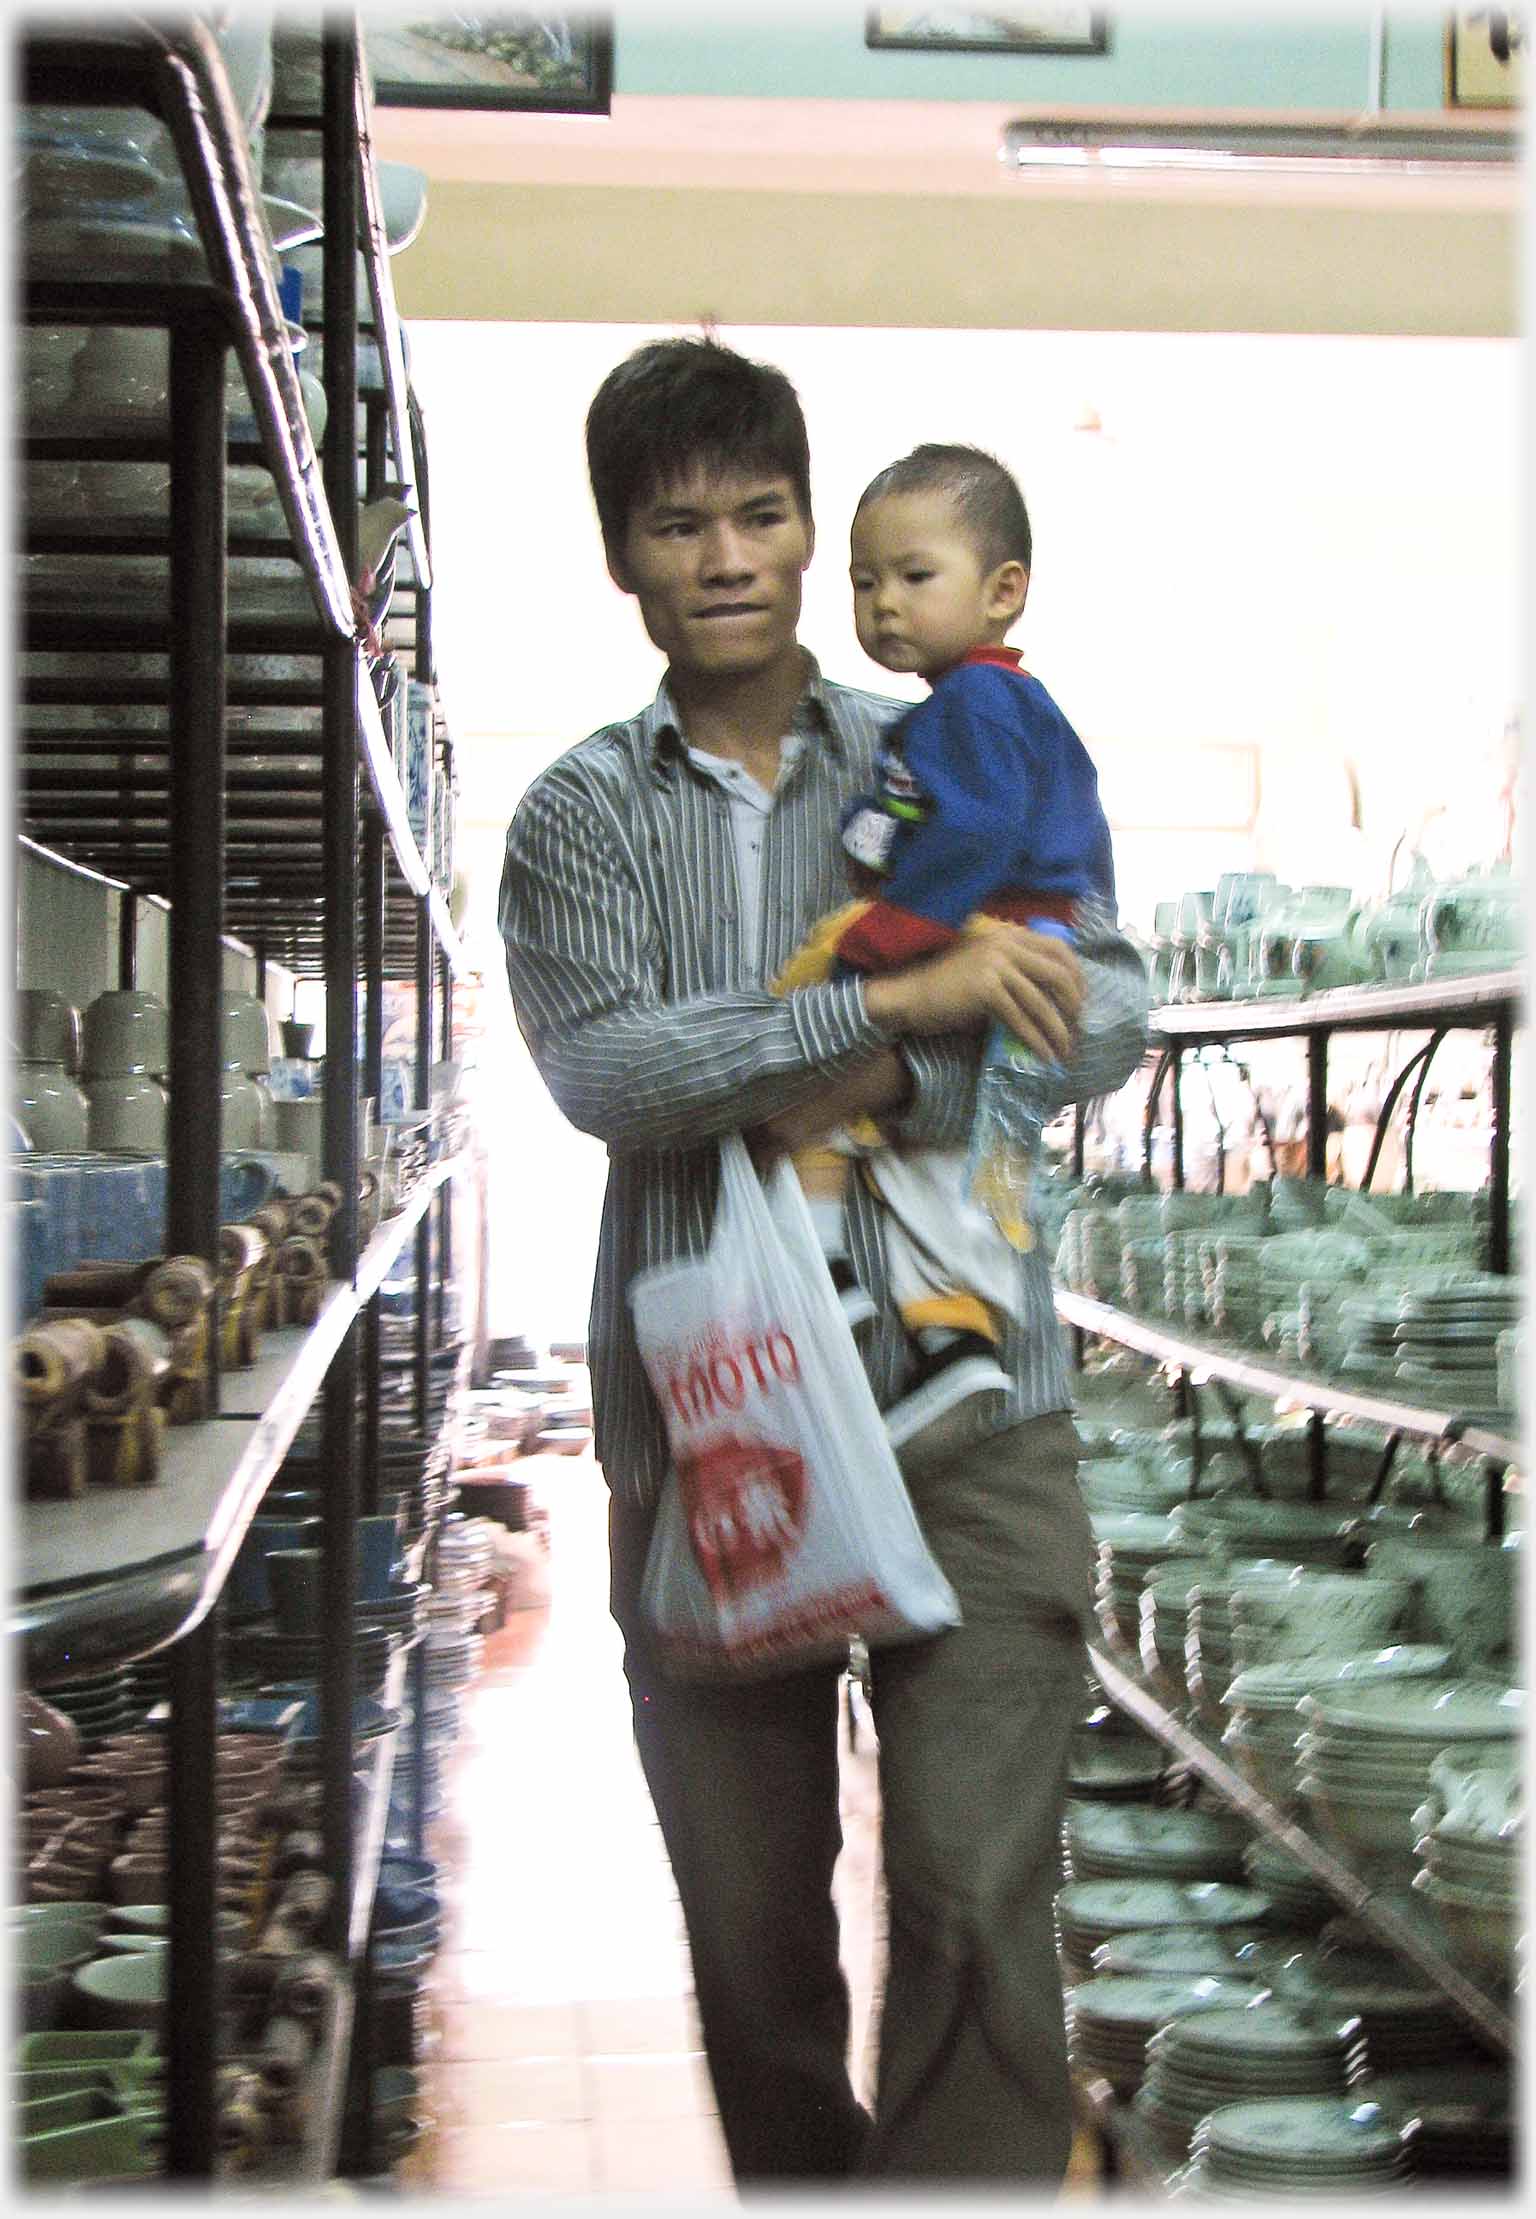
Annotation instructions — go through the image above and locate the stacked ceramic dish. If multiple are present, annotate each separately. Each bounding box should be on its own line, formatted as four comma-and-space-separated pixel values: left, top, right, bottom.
1077, 1449, 1192, 1518
1240, 1840, 1338, 1933
1064, 1724, 1171, 1806
1054, 1879, 1274, 1984
1066, 1972, 1269, 2097
1267, 1944, 1472, 2071
1138, 1558, 1214, 1703
1091, 1511, 1197, 1649
1061, 1800, 1252, 1887
1179, 1558, 1302, 1723
1226, 1567, 1413, 1679
1134, 1999, 1370, 2160
1090, 1925, 1287, 1982
1221, 1646, 1453, 1813
1362, 1530, 1519, 1678
1296, 1679, 1523, 1883
1366, 2063, 1515, 2182
1204, 1232, 1273, 1341
1410, 1747, 1523, 1991
1392, 1277, 1522, 1408
1174, 1493, 1361, 1573
1178, 2092, 1411, 2198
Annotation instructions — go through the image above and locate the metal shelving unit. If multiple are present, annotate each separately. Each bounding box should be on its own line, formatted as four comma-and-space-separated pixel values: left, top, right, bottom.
13, 16, 468, 2186
1061, 963, 1524, 2174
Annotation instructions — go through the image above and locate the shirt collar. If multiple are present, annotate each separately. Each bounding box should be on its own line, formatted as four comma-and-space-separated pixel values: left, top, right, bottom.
639, 650, 843, 783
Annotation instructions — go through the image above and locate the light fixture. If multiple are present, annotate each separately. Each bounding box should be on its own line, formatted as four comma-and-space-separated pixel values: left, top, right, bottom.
1002, 114, 1520, 176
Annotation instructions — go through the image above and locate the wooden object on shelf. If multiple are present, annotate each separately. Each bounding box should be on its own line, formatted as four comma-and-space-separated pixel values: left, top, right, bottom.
80, 1317, 171, 1488
273, 1236, 327, 1328
40, 1254, 219, 1424
219, 1222, 268, 1369
16, 1314, 107, 1499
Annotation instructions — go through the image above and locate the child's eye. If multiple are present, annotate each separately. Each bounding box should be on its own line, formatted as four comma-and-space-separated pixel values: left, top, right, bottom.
904, 568, 933, 585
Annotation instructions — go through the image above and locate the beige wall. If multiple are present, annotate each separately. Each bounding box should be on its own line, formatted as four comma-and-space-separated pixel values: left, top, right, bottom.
391, 176, 1517, 339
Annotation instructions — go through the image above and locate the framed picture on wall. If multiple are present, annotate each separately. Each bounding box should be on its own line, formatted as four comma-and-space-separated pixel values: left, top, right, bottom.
865, 8, 1109, 55
371, 12, 613, 114
1444, 10, 1524, 105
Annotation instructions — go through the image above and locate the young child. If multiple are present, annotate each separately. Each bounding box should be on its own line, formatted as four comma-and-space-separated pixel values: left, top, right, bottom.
775, 442, 1118, 1456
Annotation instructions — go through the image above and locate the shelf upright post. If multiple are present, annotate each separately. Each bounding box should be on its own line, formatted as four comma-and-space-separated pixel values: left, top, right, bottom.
118, 891, 137, 990
1168, 1044, 1185, 1189
1488, 1009, 1512, 1274
414, 897, 434, 1433
361, 812, 385, 1517
162, 294, 230, 2183
318, 13, 362, 1959
1305, 1025, 1331, 1498
435, 945, 453, 1346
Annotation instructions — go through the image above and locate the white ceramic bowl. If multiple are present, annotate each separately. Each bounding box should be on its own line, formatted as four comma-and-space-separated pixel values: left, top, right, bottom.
220, 989, 273, 1076
71, 1950, 166, 2032
15, 988, 83, 1069
81, 989, 168, 1078
84, 1073, 168, 1152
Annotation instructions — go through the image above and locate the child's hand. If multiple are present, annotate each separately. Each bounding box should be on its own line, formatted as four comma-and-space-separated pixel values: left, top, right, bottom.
865, 927, 1083, 1062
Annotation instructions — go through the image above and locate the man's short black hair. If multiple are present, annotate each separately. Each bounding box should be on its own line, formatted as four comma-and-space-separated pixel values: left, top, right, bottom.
856, 443, 1031, 576
586, 336, 813, 554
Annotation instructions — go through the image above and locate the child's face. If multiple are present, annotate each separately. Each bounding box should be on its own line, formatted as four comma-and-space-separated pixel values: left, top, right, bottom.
849, 491, 1022, 682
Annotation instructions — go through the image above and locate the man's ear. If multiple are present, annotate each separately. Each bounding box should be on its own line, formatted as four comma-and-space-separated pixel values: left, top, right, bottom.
801, 515, 816, 570
989, 561, 1029, 625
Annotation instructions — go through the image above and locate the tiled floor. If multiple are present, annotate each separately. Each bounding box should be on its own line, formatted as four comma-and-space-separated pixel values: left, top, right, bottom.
396, 1452, 883, 2199
396, 1450, 1101, 2200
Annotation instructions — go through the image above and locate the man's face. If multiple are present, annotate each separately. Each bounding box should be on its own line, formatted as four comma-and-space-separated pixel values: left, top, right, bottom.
609, 466, 814, 681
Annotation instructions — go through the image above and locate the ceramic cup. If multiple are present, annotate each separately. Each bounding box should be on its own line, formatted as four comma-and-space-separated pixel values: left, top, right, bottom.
81, 990, 168, 1079
84, 1073, 168, 1152
220, 1069, 266, 1150
220, 990, 273, 1076
16, 989, 83, 1071
15, 1061, 91, 1152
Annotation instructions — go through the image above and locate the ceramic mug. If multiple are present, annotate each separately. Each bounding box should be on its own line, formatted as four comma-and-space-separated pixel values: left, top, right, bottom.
16, 989, 83, 1071
84, 1074, 168, 1152
81, 991, 168, 1079
15, 1062, 90, 1152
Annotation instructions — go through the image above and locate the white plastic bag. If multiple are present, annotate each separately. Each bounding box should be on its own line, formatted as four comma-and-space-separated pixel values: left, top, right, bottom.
629, 1136, 961, 1680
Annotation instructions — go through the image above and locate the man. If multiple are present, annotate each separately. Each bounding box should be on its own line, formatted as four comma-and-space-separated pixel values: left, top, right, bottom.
499, 336, 1148, 2184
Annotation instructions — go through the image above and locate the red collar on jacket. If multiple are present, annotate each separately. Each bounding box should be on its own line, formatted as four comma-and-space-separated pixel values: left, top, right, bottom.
933, 645, 1027, 681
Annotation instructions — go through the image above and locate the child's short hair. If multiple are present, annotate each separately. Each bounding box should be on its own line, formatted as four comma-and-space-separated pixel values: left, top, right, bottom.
856, 443, 1031, 575
586, 336, 813, 554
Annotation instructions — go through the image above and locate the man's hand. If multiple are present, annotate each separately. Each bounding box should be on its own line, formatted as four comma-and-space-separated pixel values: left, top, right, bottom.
864, 926, 1083, 1063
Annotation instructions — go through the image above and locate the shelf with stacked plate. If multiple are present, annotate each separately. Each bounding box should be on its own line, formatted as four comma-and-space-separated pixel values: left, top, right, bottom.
1053, 965, 1523, 2191
12, 14, 472, 2193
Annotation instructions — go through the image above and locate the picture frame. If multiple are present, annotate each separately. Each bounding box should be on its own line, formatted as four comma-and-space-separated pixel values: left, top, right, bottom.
1444, 9, 1524, 106
865, 7, 1108, 57
371, 13, 613, 116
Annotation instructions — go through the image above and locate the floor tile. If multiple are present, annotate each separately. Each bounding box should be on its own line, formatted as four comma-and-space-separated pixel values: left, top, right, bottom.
399, 2118, 598, 2195
584, 2050, 717, 2122
427, 1996, 585, 2058
578, 1993, 703, 2055
591, 2111, 734, 2195
415, 2052, 589, 2126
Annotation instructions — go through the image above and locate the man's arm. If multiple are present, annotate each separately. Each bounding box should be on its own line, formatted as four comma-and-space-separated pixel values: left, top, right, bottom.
750, 926, 1087, 1155
500, 766, 900, 1154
